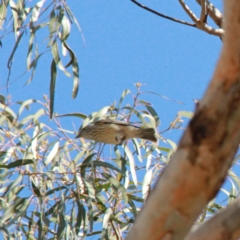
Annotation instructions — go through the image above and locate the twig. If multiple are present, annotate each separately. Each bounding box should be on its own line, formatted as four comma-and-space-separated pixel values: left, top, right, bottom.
200, 0, 207, 23
131, 0, 195, 28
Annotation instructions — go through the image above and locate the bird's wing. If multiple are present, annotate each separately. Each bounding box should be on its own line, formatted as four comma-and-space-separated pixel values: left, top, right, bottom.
95, 119, 139, 128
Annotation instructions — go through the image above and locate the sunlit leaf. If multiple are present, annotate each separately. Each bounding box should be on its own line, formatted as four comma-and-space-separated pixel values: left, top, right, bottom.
123, 145, 137, 187
102, 208, 112, 239
178, 111, 194, 119
51, 39, 71, 77
0, 0, 7, 29
0, 103, 17, 120
31, 125, 39, 159
61, 15, 71, 41
128, 199, 138, 217
27, 32, 35, 70
166, 139, 178, 152
45, 141, 59, 165
31, 0, 45, 23
17, 99, 37, 117
146, 105, 160, 126
132, 138, 142, 162
118, 89, 131, 110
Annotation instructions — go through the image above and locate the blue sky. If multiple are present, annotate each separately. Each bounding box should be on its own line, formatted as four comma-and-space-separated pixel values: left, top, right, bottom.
1, 0, 222, 143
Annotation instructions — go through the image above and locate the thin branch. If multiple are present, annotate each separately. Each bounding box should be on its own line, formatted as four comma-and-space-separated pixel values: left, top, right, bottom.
178, 0, 199, 22
200, 0, 207, 23
131, 0, 223, 37
195, 0, 223, 28
131, 0, 195, 28
178, 0, 223, 36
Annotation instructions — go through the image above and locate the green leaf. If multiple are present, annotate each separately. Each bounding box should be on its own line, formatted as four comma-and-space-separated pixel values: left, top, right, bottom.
61, 15, 71, 41
102, 173, 128, 203
83, 180, 95, 199
32, 181, 41, 197
145, 91, 184, 104
0, 0, 7, 29
0, 95, 6, 104
132, 138, 142, 163
0, 103, 17, 120
50, 59, 57, 118
0, 159, 34, 169
157, 146, 172, 153
123, 145, 137, 187
9, 0, 19, 36
17, 99, 37, 117
27, 32, 35, 70
45, 186, 68, 196
31, 0, 45, 23
122, 106, 146, 125
63, 42, 79, 98
64, 5, 85, 45
26, 49, 44, 85
146, 105, 160, 126
118, 89, 131, 110
56, 112, 87, 119
128, 199, 138, 217
94, 106, 110, 120
75, 201, 86, 235
178, 111, 194, 119
57, 213, 66, 239
92, 161, 122, 174
6, 30, 24, 86
101, 208, 112, 239
45, 141, 59, 165
166, 139, 178, 151
51, 39, 71, 77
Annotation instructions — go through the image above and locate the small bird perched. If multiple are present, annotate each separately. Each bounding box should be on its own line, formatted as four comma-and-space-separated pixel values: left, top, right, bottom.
75, 119, 157, 145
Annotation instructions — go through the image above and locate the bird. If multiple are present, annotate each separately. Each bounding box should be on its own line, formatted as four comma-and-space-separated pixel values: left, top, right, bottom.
75, 119, 157, 145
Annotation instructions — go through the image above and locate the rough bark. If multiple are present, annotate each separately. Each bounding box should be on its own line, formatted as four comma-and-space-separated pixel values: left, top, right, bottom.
126, 0, 240, 239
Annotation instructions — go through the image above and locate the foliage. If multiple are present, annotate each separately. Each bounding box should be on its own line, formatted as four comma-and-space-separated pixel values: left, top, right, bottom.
0, 85, 239, 239
0, 0, 82, 118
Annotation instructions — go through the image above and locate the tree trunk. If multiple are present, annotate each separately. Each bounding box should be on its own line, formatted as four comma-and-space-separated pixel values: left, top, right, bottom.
126, 1, 240, 239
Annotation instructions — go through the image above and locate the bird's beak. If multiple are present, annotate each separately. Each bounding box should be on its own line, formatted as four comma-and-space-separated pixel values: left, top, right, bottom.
75, 129, 82, 138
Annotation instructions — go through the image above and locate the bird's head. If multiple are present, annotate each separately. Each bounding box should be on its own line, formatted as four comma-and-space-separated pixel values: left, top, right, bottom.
75, 125, 92, 139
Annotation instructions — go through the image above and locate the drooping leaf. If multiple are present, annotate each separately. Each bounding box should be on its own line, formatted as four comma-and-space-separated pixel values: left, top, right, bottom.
50, 59, 57, 118
63, 42, 79, 98
123, 145, 137, 187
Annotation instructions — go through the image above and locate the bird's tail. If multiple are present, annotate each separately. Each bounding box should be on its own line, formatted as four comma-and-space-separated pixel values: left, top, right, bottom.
139, 128, 157, 142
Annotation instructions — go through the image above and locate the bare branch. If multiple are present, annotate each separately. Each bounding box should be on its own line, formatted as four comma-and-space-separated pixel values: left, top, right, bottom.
196, 0, 223, 28
179, 0, 223, 37
200, 0, 207, 23
196, 22, 224, 36
131, 0, 195, 28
